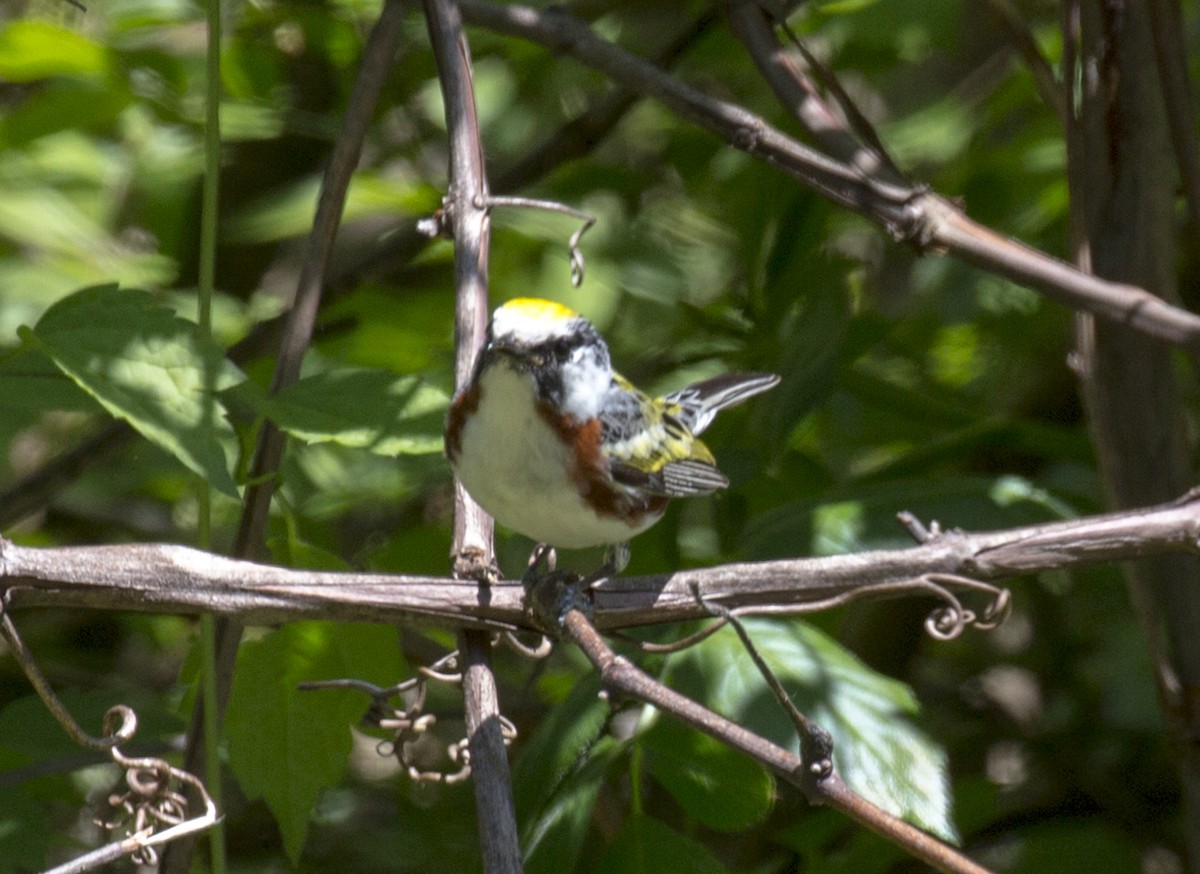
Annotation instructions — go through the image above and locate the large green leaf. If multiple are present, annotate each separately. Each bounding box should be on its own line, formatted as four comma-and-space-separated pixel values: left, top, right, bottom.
513, 673, 610, 819
260, 368, 448, 456
0, 346, 98, 412
525, 737, 624, 874
513, 674, 622, 874
662, 619, 957, 841
596, 814, 726, 874
29, 285, 242, 496
641, 717, 774, 832
226, 623, 404, 864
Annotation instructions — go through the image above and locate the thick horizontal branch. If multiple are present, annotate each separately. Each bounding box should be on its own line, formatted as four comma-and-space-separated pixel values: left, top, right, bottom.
457, 0, 1200, 354
4, 490, 1200, 632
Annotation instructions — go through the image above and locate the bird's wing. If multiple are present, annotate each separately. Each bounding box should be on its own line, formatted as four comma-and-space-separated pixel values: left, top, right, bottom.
602, 375, 727, 497
610, 457, 729, 497
663, 372, 780, 435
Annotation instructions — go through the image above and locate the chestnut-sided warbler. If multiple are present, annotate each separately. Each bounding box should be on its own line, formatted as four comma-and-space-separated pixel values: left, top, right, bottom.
444, 298, 778, 570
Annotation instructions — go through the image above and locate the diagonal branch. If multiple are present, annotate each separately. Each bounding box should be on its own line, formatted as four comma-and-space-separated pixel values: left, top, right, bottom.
559, 608, 992, 874
724, 0, 905, 180
457, 0, 1200, 355
985, 0, 1068, 126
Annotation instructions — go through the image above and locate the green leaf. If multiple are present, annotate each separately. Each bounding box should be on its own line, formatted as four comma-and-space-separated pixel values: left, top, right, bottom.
596, 814, 727, 874
226, 623, 404, 864
0, 787, 53, 873
642, 717, 774, 832
525, 737, 624, 874
261, 368, 449, 456
30, 285, 242, 496
0, 21, 108, 82
0, 346, 98, 412
663, 619, 957, 841
513, 674, 618, 873
513, 674, 610, 819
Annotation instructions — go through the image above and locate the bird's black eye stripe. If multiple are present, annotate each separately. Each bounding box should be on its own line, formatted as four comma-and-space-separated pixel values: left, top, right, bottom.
550, 337, 574, 361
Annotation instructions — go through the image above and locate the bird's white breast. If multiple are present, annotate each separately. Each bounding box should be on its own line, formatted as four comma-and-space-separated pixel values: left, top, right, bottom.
453, 360, 658, 548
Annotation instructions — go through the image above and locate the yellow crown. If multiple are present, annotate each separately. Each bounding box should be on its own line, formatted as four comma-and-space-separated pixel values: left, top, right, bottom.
500, 297, 579, 322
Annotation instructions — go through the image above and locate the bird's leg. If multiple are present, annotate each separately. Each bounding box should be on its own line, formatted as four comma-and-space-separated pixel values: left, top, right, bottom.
521, 542, 559, 586
582, 541, 629, 588
607, 541, 631, 574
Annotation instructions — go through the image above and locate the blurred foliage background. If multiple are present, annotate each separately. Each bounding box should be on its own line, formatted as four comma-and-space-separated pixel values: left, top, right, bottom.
0, 0, 1187, 871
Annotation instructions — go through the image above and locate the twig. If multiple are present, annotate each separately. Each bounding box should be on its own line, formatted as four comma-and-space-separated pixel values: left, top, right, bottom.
559, 607, 993, 874
726, 1, 887, 175
423, 0, 522, 868
0, 422, 133, 530
458, 0, 1200, 355
0, 605, 137, 751
688, 581, 832, 774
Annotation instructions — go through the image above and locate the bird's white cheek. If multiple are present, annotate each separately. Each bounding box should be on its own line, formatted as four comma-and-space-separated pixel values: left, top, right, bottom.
560, 358, 609, 420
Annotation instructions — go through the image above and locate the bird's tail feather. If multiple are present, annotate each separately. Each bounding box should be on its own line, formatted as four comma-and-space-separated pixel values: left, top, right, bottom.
664, 372, 780, 435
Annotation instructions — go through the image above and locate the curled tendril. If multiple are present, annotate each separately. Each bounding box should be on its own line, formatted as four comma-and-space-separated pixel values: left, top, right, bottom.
483, 196, 596, 287
688, 573, 1011, 642
0, 602, 138, 752
566, 215, 595, 287
300, 649, 516, 785
916, 574, 1012, 641
1, 598, 217, 871
91, 743, 217, 867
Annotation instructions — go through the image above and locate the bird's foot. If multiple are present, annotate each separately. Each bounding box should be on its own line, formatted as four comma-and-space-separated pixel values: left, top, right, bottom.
522, 543, 592, 629
453, 545, 501, 584
584, 541, 629, 586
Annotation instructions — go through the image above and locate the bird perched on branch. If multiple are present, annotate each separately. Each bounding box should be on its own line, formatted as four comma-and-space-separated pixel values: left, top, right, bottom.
445, 297, 779, 572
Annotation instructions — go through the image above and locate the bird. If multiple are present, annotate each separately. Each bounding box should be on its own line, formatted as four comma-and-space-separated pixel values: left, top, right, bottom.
444, 297, 779, 572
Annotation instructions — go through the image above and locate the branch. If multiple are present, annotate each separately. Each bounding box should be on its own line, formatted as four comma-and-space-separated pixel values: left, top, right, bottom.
0, 422, 132, 530
1146, 0, 1200, 258
423, 0, 522, 869
457, 0, 1200, 355
559, 608, 992, 874
6, 489, 1200, 630
723, 1, 899, 179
